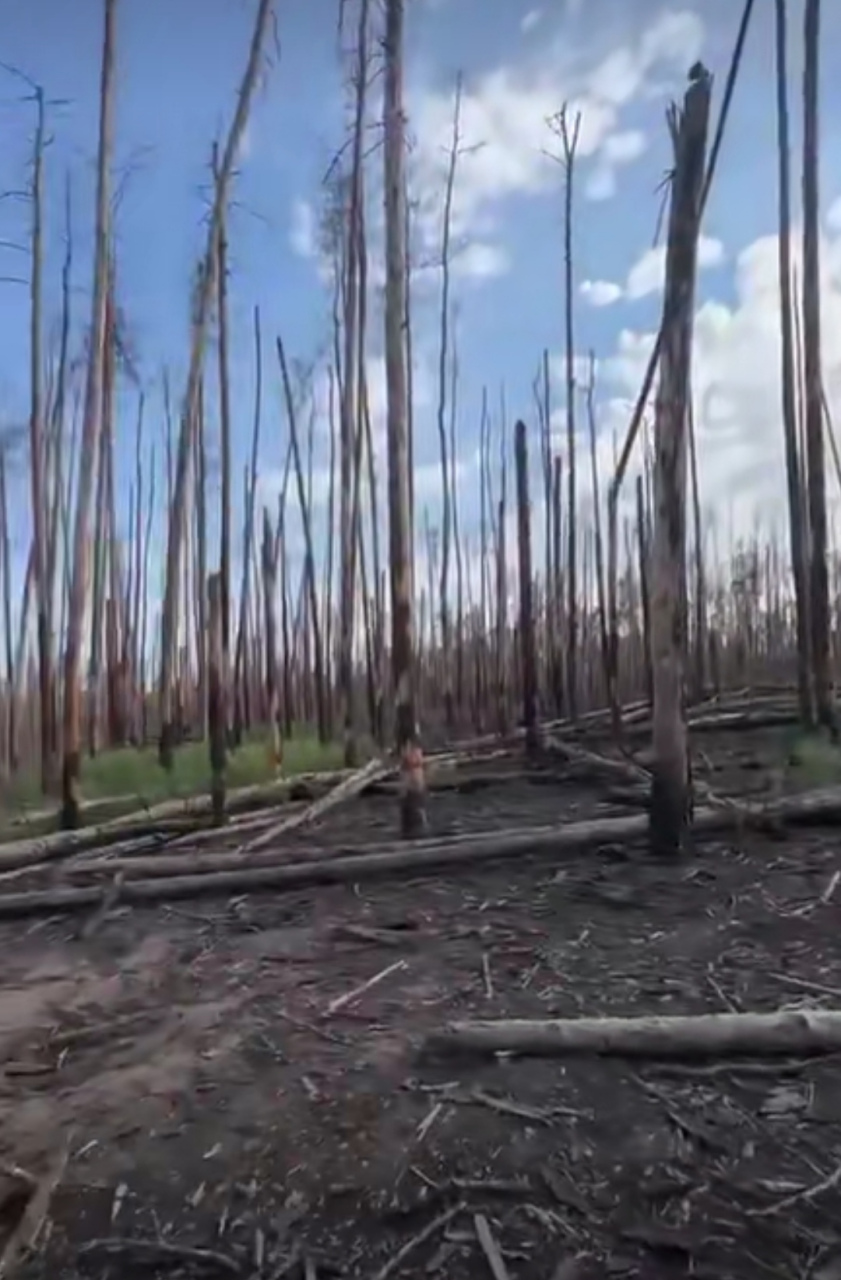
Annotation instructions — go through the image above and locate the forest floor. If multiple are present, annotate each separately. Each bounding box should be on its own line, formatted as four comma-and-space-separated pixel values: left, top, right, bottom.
2, 724, 841, 1278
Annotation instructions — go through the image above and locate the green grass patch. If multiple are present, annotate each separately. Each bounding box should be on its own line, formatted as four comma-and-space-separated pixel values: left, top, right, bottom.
0, 728, 352, 837
784, 728, 841, 787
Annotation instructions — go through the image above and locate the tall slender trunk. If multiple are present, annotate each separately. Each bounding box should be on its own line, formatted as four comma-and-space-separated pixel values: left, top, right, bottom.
383, 0, 426, 836
60, 0, 117, 828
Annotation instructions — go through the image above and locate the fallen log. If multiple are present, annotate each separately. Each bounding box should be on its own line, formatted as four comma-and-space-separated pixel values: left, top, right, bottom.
2, 781, 841, 918
421, 1009, 841, 1060
236, 757, 390, 853
0, 771, 357, 872
61, 817, 555, 883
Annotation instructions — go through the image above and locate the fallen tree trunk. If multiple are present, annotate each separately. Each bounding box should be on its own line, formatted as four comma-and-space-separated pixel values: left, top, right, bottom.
236, 757, 390, 853
422, 1009, 841, 1060
2, 782, 841, 918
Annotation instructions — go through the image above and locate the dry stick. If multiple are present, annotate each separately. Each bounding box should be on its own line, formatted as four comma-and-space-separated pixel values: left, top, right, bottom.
748, 1163, 841, 1219
0, 1144, 69, 1279
369, 1203, 464, 1280
5, 782, 841, 918
78, 1238, 239, 1276
474, 1213, 511, 1280
235, 756, 388, 854
325, 958, 407, 1016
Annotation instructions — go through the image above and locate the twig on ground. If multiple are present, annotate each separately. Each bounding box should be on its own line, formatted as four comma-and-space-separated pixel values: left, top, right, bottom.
325, 959, 406, 1017
275, 1006, 348, 1045
482, 953, 494, 999
771, 973, 841, 1000
416, 1101, 444, 1142
821, 870, 840, 904
0, 1142, 70, 1279
77, 1236, 240, 1274
369, 1203, 464, 1280
747, 1162, 841, 1217
473, 1213, 511, 1280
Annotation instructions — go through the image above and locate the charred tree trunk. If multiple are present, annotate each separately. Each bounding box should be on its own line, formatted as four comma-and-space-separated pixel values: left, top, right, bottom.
775, 0, 812, 727
801, 0, 834, 737
514, 419, 538, 754
648, 67, 712, 857
383, 0, 426, 837
60, 0, 116, 829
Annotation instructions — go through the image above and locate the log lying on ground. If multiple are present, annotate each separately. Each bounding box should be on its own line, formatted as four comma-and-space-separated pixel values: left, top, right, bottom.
0, 771, 357, 872
2, 781, 841, 919
422, 1010, 841, 1060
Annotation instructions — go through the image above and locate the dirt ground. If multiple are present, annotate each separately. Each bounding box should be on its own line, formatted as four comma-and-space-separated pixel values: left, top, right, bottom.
2, 735, 841, 1279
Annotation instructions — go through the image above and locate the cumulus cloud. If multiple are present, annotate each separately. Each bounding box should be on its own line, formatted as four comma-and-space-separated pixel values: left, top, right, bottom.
580, 279, 623, 307
409, 9, 703, 269
289, 198, 317, 260
579, 236, 725, 308
625, 234, 725, 300
598, 220, 841, 552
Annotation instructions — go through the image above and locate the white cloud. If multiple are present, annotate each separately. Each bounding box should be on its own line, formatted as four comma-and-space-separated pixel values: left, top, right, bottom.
580, 279, 623, 307
625, 234, 725, 300
409, 9, 703, 264
521, 8, 542, 33
452, 242, 510, 280
289, 198, 317, 260
598, 218, 841, 552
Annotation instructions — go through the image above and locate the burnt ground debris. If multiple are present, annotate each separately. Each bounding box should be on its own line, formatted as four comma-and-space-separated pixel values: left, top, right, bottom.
1, 729, 841, 1278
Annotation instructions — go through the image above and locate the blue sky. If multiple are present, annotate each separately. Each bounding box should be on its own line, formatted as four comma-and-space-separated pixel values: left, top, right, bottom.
1, 0, 841, 626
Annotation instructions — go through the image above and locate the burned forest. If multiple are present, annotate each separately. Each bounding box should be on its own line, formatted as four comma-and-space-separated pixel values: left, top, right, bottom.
2, 0, 841, 1277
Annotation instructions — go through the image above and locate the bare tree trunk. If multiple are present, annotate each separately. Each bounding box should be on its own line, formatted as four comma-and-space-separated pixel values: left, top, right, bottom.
233, 306, 263, 744
28, 86, 56, 795
383, 0, 426, 836
801, 0, 834, 736
158, 0, 274, 769
435, 75, 462, 736
60, 0, 117, 829
553, 108, 581, 722
261, 508, 282, 772
775, 0, 813, 727
648, 67, 712, 857
276, 336, 329, 742
214, 145, 233, 714
0, 449, 16, 769
207, 572, 226, 825
514, 419, 538, 753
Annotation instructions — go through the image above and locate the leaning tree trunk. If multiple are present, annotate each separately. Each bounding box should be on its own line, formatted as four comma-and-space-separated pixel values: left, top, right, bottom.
157, 0, 273, 770
383, 0, 426, 837
60, 0, 117, 830
648, 66, 712, 857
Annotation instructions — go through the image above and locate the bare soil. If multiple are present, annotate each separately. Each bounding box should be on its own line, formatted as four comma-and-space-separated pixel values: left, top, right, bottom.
2, 737, 841, 1279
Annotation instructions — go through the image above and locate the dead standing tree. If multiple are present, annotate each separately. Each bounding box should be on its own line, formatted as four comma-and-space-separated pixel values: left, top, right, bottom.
548, 106, 582, 722
157, 0, 273, 770
801, 0, 835, 737
383, 0, 426, 837
649, 65, 712, 858
60, 0, 116, 829
774, 0, 812, 727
